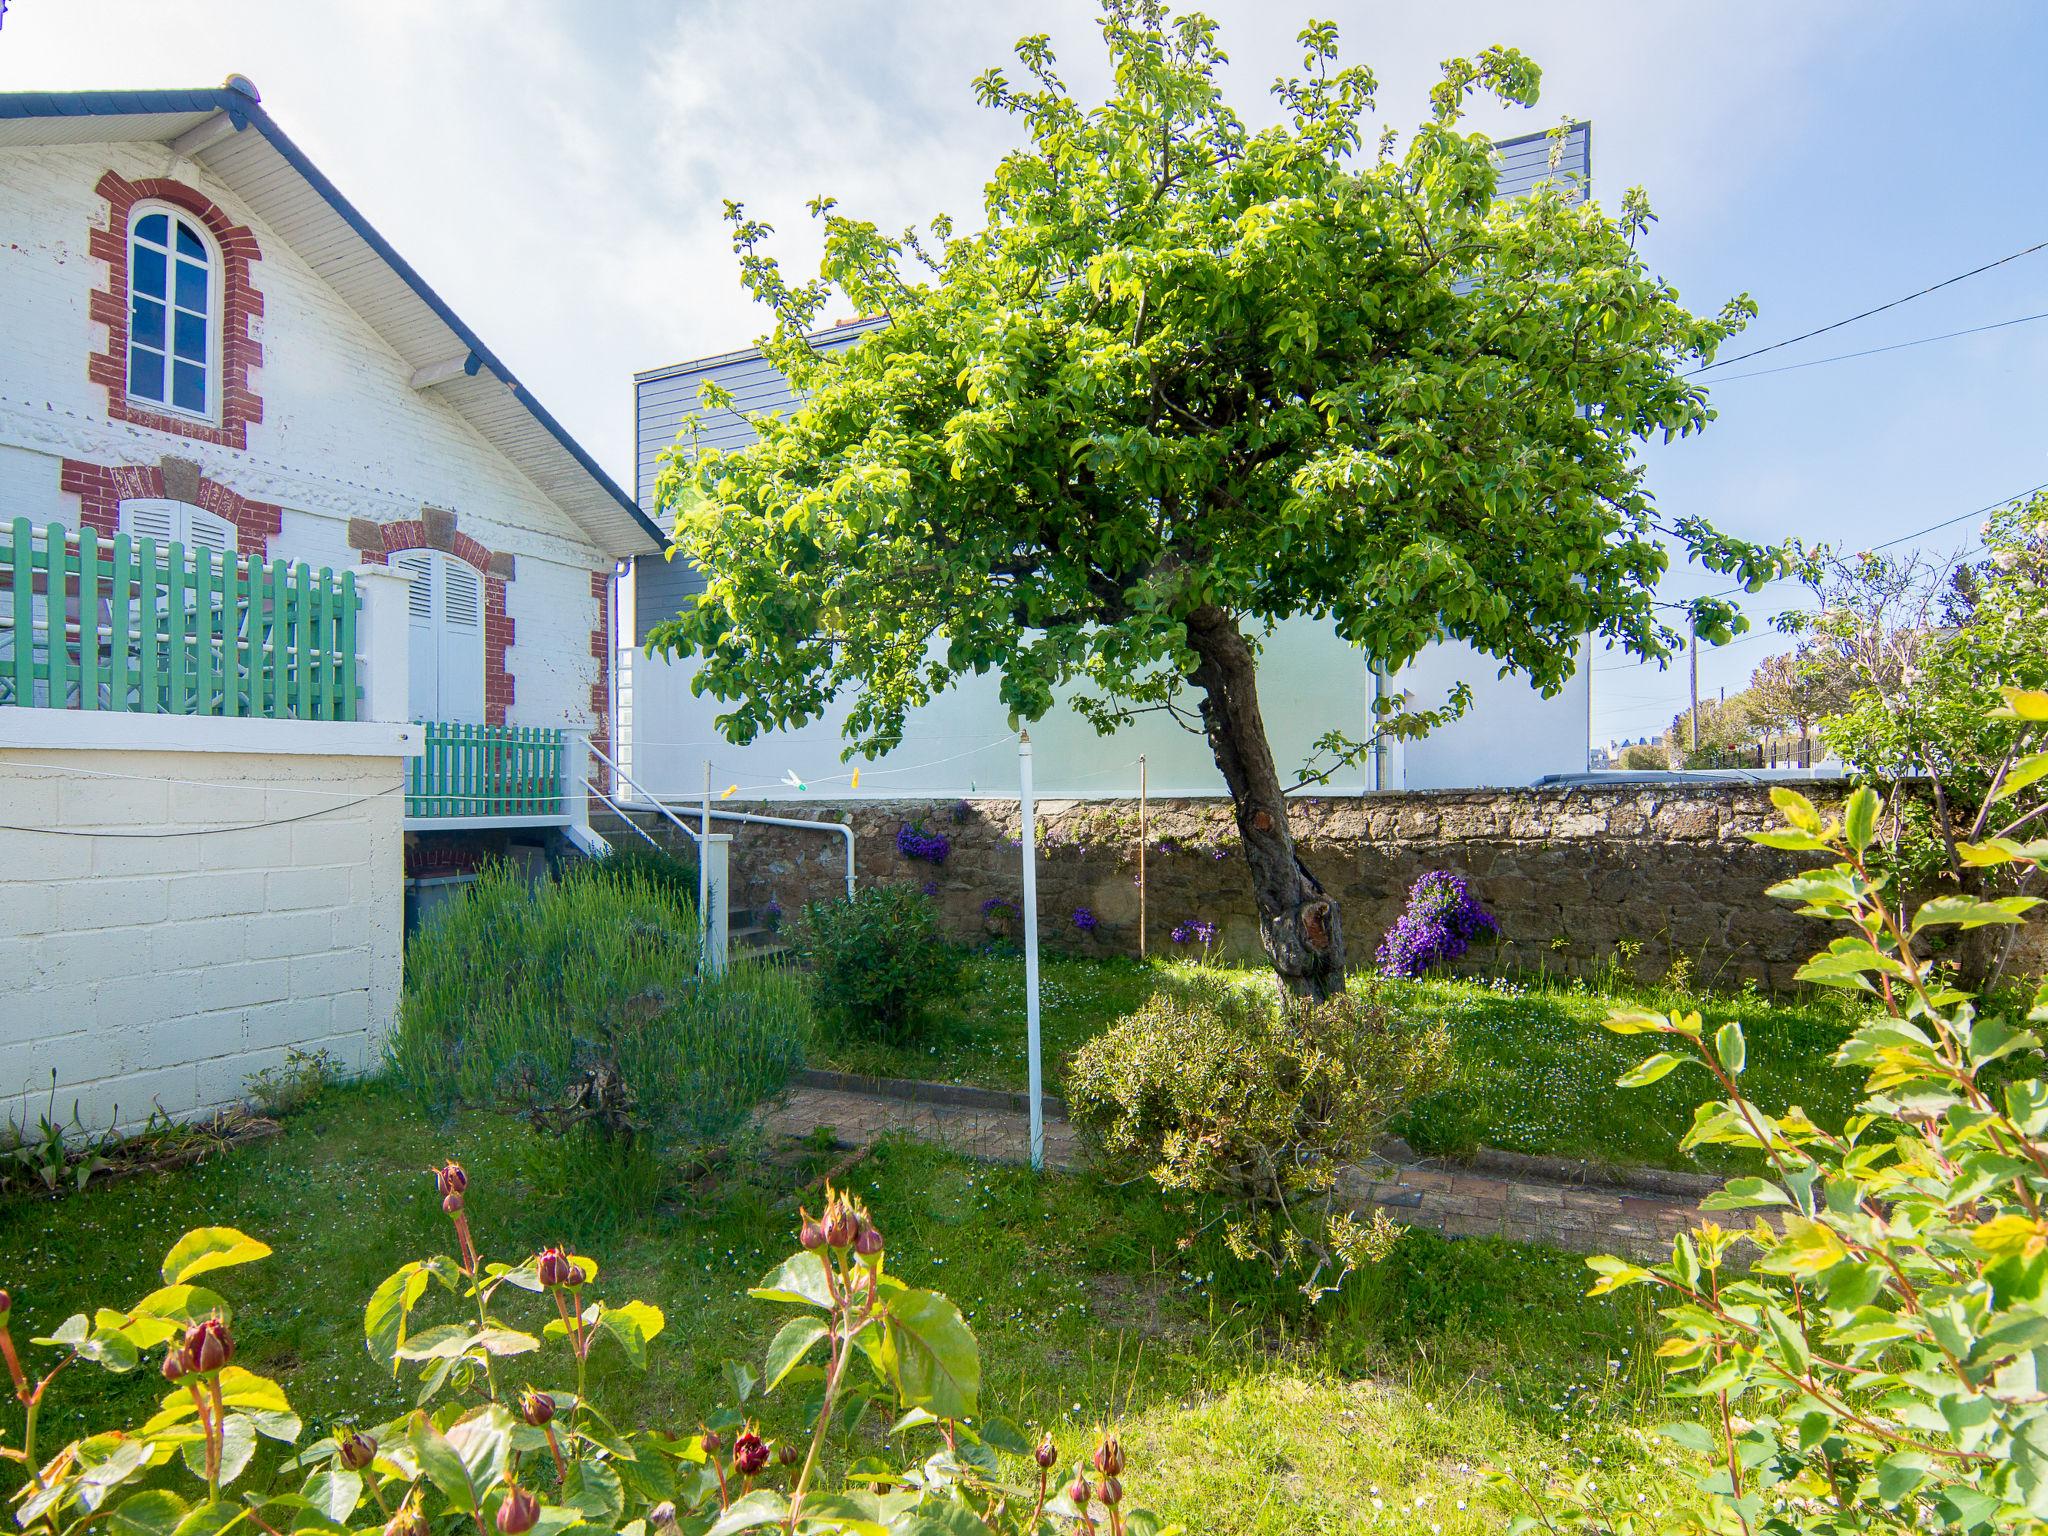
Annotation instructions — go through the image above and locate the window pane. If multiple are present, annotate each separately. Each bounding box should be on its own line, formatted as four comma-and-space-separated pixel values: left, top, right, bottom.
174, 220, 206, 260
129, 346, 166, 402
133, 245, 167, 299
174, 259, 208, 313
136, 213, 168, 246
171, 361, 206, 414
173, 308, 207, 363
132, 296, 166, 350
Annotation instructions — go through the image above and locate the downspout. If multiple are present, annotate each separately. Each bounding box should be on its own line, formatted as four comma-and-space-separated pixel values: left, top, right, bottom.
1370, 659, 1394, 792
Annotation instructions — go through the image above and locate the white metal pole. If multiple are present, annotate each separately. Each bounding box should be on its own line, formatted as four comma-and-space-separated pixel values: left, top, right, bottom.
1019, 731, 1044, 1172
700, 759, 713, 972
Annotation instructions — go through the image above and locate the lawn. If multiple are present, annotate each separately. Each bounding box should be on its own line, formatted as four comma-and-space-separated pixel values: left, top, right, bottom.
811, 951, 1863, 1174
0, 1080, 1681, 1533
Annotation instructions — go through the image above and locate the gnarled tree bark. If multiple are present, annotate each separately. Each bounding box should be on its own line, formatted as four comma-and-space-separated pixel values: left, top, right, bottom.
1183, 604, 1346, 998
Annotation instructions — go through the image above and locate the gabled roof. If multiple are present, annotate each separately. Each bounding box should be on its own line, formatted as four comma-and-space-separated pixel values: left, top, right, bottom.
0, 80, 664, 557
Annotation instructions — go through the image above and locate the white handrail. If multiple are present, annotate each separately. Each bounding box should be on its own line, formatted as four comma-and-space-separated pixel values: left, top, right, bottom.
584, 740, 858, 901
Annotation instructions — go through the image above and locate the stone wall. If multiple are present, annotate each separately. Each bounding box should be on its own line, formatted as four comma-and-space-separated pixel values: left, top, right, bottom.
604, 780, 2016, 993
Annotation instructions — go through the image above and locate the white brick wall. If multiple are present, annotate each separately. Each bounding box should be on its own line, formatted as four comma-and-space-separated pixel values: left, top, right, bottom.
0, 748, 404, 1134
0, 139, 611, 733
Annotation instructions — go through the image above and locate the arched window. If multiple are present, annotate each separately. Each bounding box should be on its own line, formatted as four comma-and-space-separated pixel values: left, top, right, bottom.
118, 497, 235, 556
396, 549, 486, 723
126, 205, 217, 418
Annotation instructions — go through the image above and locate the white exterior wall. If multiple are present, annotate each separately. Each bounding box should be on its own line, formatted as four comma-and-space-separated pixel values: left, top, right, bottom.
624, 618, 1589, 802
0, 746, 404, 1134
0, 140, 608, 733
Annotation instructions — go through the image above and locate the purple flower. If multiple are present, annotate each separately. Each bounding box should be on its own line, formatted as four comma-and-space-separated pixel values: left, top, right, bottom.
949, 799, 974, 825
1376, 871, 1497, 979
1170, 918, 1218, 947
1072, 908, 1098, 933
896, 822, 951, 865
921, 880, 939, 898
981, 896, 1015, 917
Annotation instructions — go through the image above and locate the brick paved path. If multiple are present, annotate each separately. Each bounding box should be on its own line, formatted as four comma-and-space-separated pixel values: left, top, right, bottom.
763, 1083, 1710, 1261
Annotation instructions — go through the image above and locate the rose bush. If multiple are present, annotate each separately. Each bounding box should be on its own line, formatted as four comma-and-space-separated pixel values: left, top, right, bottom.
3, 1162, 1172, 1534
1503, 689, 2048, 1534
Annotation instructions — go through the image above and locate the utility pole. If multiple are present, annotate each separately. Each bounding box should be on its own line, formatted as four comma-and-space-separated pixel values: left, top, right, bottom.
1688, 612, 1700, 756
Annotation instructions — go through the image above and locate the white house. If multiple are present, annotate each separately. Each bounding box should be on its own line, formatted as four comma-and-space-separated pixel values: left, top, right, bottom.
622, 125, 1594, 805
0, 78, 664, 1132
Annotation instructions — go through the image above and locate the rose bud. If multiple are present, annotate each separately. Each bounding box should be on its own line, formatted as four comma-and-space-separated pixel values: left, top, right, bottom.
1096, 1477, 1122, 1507
777, 1443, 801, 1468
1065, 1474, 1092, 1507
700, 1430, 722, 1454
443, 1192, 464, 1213
1035, 1435, 1058, 1470
0, 1290, 11, 1315
160, 1346, 187, 1383
798, 1213, 825, 1251
733, 1429, 770, 1477
853, 1221, 883, 1260
435, 1162, 467, 1198
338, 1430, 378, 1471
1093, 1436, 1124, 1477
517, 1388, 556, 1427
823, 1202, 858, 1250
495, 1486, 540, 1536
184, 1318, 233, 1374
648, 1503, 677, 1531
535, 1248, 573, 1288
564, 1263, 588, 1289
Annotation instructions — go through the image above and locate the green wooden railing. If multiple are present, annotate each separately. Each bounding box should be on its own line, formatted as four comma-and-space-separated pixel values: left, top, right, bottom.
0, 519, 358, 719
406, 722, 567, 821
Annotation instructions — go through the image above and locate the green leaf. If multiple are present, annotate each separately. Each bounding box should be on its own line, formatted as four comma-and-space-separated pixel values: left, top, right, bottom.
764, 1317, 828, 1394
1911, 894, 2042, 933
1749, 829, 1831, 852
1993, 751, 2048, 804
1615, 1052, 1685, 1088
407, 1413, 476, 1513
560, 1457, 624, 1525
1842, 786, 1878, 851
364, 1262, 437, 1373
1657, 1421, 1715, 1455
703, 1490, 788, 1536
181, 1413, 258, 1487
1713, 1023, 1745, 1076
1996, 686, 2048, 721
295, 1472, 361, 1528
598, 1300, 666, 1369
162, 1229, 272, 1287
111, 1490, 190, 1536
1757, 1216, 1849, 1278
1702, 1177, 1790, 1210
881, 1289, 980, 1421
1770, 786, 1824, 833
749, 1251, 835, 1311
169, 1502, 249, 1536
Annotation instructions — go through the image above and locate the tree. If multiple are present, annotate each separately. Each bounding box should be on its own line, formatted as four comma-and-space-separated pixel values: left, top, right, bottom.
648, 2, 1780, 997
1668, 691, 1757, 768
1745, 644, 1853, 761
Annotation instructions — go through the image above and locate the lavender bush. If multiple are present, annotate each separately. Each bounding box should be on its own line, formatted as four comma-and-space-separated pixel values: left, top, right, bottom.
1375, 871, 1497, 979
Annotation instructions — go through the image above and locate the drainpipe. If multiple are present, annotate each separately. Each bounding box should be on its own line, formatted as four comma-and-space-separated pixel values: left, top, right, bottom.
1370, 659, 1394, 792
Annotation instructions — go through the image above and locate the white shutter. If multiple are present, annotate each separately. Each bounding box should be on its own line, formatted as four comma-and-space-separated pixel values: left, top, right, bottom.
120, 499, 179, 546
438, 559, 486, 724
396, 550, 439, 721
186, 509, 235, 555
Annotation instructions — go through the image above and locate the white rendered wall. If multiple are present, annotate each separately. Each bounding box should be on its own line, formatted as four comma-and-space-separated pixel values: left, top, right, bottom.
0, 746, 404, 1134
0, 140, 608, 734
625, 613, 1589, 801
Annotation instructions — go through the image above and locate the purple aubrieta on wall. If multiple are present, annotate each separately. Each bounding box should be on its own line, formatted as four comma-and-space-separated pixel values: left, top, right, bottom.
1376, 870, 1497, 979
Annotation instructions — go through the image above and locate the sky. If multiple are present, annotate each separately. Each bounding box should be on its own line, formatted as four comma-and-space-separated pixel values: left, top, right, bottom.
4, 1, 2045, 748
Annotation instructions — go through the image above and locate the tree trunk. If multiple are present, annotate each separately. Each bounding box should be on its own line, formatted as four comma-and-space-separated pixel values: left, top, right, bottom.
1183, 605, 1347, 998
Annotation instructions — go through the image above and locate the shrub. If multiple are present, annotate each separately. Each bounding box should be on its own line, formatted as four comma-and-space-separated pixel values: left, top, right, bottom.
390, 863, 808, 1156
1067, 975, 1452, 1296
1507, 696, 2048, 1534
2, 1168, 1169, 1535
796, 884, 963, 1044
1376, 870, 1497, 978
593, 841, 700, 908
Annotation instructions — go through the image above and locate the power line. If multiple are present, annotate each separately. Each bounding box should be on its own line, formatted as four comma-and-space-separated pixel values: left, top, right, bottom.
1691, 237, 2048, 374
1707, 309, 2048, 382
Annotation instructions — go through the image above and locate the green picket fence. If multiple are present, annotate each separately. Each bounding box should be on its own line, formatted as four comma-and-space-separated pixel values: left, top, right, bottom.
0, 519, 358, 719
406, 722, 567, 821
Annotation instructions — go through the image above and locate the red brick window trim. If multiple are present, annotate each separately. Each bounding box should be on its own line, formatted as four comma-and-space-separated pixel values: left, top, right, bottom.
59, 459, 282, 557
87, 171, 264, 450
354, 515, 515, 728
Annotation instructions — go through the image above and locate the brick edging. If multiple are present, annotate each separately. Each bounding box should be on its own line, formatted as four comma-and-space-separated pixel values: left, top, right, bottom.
794, 1068, 1070, 1122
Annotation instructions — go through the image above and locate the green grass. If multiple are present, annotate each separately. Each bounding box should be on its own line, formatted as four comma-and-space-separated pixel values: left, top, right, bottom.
0, 1080, 1681, 1533
810, 952, 1863, 1174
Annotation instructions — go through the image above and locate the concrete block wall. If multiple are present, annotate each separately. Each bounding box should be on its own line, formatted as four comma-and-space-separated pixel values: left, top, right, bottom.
0, 748, 404, 1134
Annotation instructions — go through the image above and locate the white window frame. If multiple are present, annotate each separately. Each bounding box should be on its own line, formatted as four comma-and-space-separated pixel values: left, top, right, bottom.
125, 200, 222, 424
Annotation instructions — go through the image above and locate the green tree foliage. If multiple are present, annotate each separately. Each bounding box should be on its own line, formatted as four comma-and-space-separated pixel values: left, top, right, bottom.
1505, 701, 2048, 1534
648, 2, 1779, 995
1808, 496, 2048, 911
795, 885, 964, 1044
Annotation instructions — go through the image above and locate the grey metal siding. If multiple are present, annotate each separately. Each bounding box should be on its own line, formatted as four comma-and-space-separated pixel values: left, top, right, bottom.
1493, 121, 1590, 201
633, 549, 707, 646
